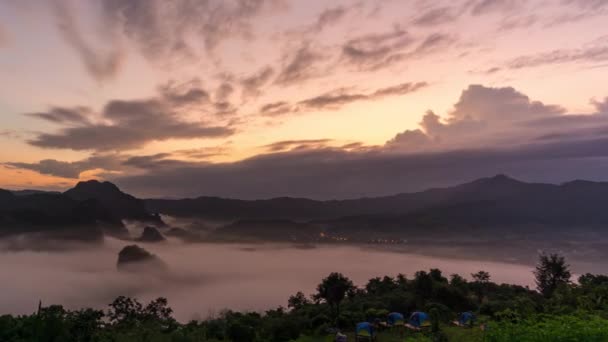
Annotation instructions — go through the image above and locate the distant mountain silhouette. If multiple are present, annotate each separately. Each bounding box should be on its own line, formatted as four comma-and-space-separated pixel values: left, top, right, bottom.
148, 174, 608, 241
145, 174, 560, 221
65, 180, 163, 224
209, 219, 322, 242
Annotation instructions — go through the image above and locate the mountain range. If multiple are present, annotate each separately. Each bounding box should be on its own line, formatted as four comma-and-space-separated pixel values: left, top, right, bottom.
2, 175, 608, 243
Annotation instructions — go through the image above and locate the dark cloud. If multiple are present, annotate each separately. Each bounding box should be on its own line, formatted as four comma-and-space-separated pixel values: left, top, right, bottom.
298, 90, 366, 111
262, 139, 333, 152
4, 154, 122, 179
412, 7, 457, 26
173, 146, 230, 159
498, 14, 537, 31
259, 101, 294, 116
240, 66, 274, 99
410, 33, 455, 55
484, 67, 502, 74
159, 80, 210, 107
370, 82, 428, 97
283, 3, 361, 41
315, 6, 349, 31
213, 101, 238, 116
561, 0, 608, 10
26, 107, 92, 125
5, 145, 231, 178
101, 0, 286, 62
27, 85, 234, 152
274, 43, 326, 85
215, 83, 234, 102
258, 82, 426, 116
51, 0, 124, 81
122, 153, 192, 170
468, 0, 521, 16
341, 29, 455, 71
506, 42, 608, 70
544, 1, 608, 26
298, 82, 427, 111
112, 137, 608, 199
341, 26, 412, 70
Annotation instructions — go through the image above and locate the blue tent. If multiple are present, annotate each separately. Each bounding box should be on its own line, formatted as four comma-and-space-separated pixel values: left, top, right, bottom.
408, 311, 430, 328
356, 322, 375, 337
387, 312, 405, 326
458, 311, 475, 326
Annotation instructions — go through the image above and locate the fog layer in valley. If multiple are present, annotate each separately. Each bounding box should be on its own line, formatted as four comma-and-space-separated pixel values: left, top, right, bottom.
0, 237, 539, 322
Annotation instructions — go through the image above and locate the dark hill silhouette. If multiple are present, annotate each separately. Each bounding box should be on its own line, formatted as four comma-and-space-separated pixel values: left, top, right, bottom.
137, 226, 166, 242
0, 192, 127, 239
117, 244, 167, 272
65, 180, 163, 224
0, 180, 167, 240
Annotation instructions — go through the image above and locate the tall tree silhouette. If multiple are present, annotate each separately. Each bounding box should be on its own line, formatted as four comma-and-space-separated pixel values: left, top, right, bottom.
534, 253, 571, 297
314, 272, 355, 327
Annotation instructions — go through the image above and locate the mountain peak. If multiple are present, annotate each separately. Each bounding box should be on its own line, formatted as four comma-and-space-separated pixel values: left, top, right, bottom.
468, 174, 522, 187
70, 180, 121, 193
0, 188, 15, 200
489, 174, 517, 182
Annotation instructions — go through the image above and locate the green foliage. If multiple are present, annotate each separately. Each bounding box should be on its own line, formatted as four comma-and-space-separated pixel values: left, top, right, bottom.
485, 314, 608, 342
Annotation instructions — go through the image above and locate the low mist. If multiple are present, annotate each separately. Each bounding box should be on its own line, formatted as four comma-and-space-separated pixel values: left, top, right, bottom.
0, 237, 538, 322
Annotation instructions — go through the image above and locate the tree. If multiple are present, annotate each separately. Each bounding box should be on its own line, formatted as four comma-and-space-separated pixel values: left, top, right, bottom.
66, 308, 104, 342
472, 271, 491, 283
227, 321, 255, 342
413, 271, 434, 300
314, 273, 355, 327
471, 270, 491, 304
287, 292, 310, 310
365, 276, 397, 295
534, 253, 571, 297
107, 296, 143, 328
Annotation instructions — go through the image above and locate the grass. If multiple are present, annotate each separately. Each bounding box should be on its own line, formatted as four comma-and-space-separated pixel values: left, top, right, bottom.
296, 324, 486, 341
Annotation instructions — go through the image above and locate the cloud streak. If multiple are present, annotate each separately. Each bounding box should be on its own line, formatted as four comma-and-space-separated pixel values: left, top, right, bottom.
258, 81, 427, 116
298, 82, 428, 111
27, 84, 234, 152
51, 0, 124, 81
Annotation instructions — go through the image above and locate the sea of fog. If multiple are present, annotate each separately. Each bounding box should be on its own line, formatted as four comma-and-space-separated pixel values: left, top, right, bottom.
0, 237, 543, 322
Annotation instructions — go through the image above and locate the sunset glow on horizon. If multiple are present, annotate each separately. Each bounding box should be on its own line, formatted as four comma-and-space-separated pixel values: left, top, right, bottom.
1, 0, 608, 198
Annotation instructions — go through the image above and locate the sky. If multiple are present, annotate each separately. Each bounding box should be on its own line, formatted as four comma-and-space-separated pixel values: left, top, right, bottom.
1, 0, 608, 199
